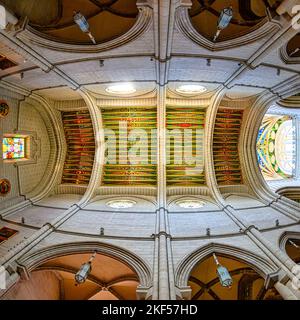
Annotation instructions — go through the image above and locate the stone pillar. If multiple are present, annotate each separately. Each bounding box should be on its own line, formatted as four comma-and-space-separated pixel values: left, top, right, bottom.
224, 206, 299, 282
152, 83, 176, 300
286, 280, 300, 300
274, 282, 298, 300
294, 115, 300, 179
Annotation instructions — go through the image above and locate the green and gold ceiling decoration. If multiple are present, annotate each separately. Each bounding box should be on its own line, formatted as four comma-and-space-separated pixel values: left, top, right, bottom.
166, 107, 205, 186
213, 108, 243, 185
256, 115, 295, 180
101, 108, 157, 186
61, 110, 95, 185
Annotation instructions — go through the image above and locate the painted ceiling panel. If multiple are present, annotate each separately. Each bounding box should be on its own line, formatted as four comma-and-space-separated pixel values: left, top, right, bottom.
166, 107, 206, 186
213, 108, 243, 185
102, 107, 157, 186
61, 110, 95, 185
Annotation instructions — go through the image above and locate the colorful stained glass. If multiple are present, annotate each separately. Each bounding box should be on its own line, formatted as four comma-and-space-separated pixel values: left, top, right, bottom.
2, 137, 25, 159
0, 179, 11, 196
256, 115, 295, 180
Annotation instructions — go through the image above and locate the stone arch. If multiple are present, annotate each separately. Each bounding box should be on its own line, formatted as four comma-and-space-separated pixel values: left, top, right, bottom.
175, 242, 278, 291
16, 241, 152, 289
175, 4, 281, 52
276, 187, 300, 205
279, 231, 300, 252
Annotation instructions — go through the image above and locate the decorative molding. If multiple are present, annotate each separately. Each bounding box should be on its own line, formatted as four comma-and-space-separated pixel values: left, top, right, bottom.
21, 94, 66, 203
175, 242, 279, 289
16, 5, 153, 54
3, 130, 41, 167
167, 186, 210, 196
17, 241, 152, 288
54, 99, 87, 111
95, 186, 157, 196
97, 98, 157, 108
280, 44, 300, 65
279, 231, 300, 251
219, 185, 250, 195
277, 95, 300, 108
55, 184, 87, 195
175, 6, 281, 52
166, 97, 210, 107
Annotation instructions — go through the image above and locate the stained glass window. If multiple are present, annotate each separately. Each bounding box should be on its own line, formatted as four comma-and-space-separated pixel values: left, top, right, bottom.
256, 115, 295, 180
2, 137, 25, 159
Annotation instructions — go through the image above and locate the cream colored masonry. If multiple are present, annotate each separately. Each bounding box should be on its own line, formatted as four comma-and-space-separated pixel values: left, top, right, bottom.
0, 0, 300, 300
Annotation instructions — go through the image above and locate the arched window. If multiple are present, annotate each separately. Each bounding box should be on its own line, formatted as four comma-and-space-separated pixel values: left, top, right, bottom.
275, 120, 295, 176
256, 115, 295, 180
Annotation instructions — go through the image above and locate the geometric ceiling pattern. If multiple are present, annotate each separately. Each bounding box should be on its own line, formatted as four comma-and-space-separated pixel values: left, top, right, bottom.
61, 110, 95, 185
213, 108, 244, 185
102, 107, 157, 186
189, 255, 282, 300
256, 115, 295, 181
166, 107, 206, 186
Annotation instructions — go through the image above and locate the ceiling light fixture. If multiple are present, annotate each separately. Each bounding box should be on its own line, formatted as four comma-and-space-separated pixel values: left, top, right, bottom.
175, 84, 207, 95
73, 11, 96, 44
213, 7, 233, 42
106, 83, 136, 95
213, 253, 233, 288
75, 251, 96, 286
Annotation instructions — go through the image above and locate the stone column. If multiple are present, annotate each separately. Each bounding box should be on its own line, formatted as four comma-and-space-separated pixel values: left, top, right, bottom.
152, 83, 176, 300
274, 282, 298, 300
286, 280, 300, 300
224, 205, 299, 282
294, 115, 300, 179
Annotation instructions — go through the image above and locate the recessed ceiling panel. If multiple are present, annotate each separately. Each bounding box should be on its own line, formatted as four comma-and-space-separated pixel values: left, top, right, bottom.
2, 0, 138, 44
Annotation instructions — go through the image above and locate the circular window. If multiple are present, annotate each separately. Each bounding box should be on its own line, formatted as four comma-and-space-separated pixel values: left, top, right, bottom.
106, 199, 136, 209
106, 83, 136, 95
175, 199, 205, 209
0, 101, 9, 118
0, 179, 11, 196
175, 84, 207, 95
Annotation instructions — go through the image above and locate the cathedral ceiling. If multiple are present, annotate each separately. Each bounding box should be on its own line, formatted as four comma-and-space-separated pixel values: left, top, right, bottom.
1, 0, 138, 44
0, 0, 299, 197
189, 0, 282, 42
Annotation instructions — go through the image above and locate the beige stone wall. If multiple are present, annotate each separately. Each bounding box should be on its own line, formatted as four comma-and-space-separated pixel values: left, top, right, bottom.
0, 89, 52, 207
0, 90, 23, 209
18, 102, 51, 195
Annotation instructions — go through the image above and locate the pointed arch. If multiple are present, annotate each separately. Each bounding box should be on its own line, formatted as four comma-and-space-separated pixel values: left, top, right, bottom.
16, 241, 152, 288
175, 242, 279, 289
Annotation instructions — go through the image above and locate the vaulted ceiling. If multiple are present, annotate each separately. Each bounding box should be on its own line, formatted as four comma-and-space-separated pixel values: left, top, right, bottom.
189, 0, 281, 42
189, 255, 282, 300
0, 0, 299, 201
1, 0, 138, 44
